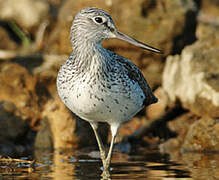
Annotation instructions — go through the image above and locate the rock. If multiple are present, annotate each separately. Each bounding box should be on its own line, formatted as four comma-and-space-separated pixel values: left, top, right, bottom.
196, 0, 219, 41
0, 27, 18, 50
115, 116, 147, 144
0, 62, 40, 126
161, 1, 219, 153
33, 54, 68, 97
35, 96, 77, 149
0, 101, 30, 156
160, 113, 219, 152
160, 148, 219, 180
0, 101, 27, 141
34, 117, 53, 149
0, 62, 40, 155
0, 141, 16, 157
181, 153, 219, 179
35, 95, 108, 149
159, 113, 197, 151
197, 0, 219, 28
182, 117, 219, 151
162, 25, 219, 118
0, 0, 49, 29
146, 87, 169, 120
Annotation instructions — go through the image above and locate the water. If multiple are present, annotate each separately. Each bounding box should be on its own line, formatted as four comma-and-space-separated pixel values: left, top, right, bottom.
0, 148, 218, 180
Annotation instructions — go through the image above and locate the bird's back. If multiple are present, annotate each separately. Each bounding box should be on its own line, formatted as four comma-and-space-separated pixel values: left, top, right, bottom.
109, 51, 158, 107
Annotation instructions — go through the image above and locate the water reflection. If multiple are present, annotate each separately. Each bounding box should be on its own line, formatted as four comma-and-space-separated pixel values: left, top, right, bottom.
1, 148, 218, 179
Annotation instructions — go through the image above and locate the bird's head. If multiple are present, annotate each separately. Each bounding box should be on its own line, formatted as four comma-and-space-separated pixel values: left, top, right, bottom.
71, 7, 162, 54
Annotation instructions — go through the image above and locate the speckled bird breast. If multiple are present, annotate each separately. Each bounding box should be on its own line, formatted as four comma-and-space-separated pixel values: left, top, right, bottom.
57, 58, 145, 125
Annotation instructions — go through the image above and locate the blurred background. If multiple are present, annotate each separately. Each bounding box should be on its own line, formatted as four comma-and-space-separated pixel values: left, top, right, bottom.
0, 0, 218, 179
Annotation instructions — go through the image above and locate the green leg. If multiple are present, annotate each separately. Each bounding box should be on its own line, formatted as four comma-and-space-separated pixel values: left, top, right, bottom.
90, 122, 106, 162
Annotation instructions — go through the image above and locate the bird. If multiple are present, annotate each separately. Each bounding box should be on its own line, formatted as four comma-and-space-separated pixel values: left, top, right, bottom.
56, 7, 162, 172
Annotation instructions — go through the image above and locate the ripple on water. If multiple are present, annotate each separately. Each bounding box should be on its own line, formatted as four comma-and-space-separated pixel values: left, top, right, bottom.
0, 149, 218, 179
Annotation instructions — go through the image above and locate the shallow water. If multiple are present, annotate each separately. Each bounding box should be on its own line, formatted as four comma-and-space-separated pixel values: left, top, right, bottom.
0, 148, 218, 180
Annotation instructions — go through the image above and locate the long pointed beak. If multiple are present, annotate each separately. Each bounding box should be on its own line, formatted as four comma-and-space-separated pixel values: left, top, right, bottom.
114, 30, 163, 54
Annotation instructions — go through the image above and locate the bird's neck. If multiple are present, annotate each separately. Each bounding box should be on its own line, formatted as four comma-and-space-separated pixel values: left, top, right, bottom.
70, 34, 111, 74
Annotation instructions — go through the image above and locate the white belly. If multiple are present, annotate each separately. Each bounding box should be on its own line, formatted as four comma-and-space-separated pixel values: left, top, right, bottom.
57, 77, 145, 125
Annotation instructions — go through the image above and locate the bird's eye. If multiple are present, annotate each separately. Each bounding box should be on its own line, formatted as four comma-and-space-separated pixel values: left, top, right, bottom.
94, 17, 103, 24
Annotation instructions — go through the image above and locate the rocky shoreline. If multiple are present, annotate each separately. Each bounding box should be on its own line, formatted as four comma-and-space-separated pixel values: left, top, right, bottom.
0, 0, 218, 156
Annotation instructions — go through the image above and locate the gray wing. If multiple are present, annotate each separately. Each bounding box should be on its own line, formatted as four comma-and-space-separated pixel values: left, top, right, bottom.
112, 52, 158, 106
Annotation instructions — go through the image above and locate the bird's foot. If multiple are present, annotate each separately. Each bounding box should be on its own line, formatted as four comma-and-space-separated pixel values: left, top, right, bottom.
102, 157, 111, 171
101, 169, 111, 179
